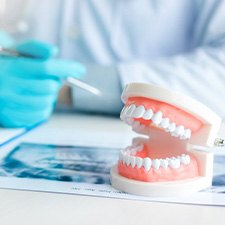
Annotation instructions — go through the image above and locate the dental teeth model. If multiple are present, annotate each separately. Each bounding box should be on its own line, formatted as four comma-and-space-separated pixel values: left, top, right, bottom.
111, 83, 223, 197
121, 105, 192, 140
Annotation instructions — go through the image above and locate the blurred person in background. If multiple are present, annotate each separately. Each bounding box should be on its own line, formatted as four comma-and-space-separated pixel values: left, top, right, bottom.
0, 0, 225, 128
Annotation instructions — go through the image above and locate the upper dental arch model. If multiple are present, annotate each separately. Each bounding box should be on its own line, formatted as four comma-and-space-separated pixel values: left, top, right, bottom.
110, 83, 223, 196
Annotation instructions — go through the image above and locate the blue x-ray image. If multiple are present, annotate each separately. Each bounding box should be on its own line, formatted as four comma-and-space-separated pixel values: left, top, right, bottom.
0, 142, 225, 193
0, 143, 120, 184
212, 155, 225, 188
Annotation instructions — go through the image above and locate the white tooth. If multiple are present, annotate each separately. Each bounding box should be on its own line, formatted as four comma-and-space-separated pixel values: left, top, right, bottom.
125, 155, 131, 166
166, 122, 176, 132
180, 136, 187, 140
125, 104, 136, 117
130, 156, 136, 168
181, 154, 190, 165
152, 111, 163, 125
120, 106, 128, 120
143, 157, 152, 171
180, 155, 186, 164
176, 158, 181, 168
143, 109, 153, 120
136, 157, 143, 168
126, 118, 134, 125
180, 129, 191, 140
160, 118, 170, 128
133, 105, 145, 118
168, 158, 180, 169
160, 159, 168, 169
184, 129, 191, 139
172, 125, 185, 137
185, 155, 191, 164
168, 159, 174, 168
152, 159, 160, 170
124, 105, 131, 116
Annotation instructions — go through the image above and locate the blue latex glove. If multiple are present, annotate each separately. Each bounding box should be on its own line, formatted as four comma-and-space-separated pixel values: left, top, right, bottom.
0, 39, 86, 128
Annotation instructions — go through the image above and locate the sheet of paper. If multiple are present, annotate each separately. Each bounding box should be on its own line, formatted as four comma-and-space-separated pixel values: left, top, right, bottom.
0, 142, 225, 206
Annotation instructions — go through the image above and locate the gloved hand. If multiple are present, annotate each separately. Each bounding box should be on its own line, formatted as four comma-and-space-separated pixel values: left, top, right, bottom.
0, 39, 86, 128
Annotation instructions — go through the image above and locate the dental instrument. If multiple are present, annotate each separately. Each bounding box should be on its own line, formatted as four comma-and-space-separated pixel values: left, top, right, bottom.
0, 45, 101, 96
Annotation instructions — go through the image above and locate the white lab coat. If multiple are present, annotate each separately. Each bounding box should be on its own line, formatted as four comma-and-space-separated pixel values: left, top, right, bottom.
1, 0, 225, 117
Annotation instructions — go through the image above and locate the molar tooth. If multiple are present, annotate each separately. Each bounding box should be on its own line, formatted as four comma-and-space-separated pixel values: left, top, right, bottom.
176, 158, 181, 167
160, 159, 168, 169
172, 125, 185, 137
185, 155, 191, 164
143, 157, 152, 171
125, 104, 136, 117
184, 129, 191, 139
136, 157, 143, 168
180, 154, 190, 165
133, 105, 145, 118
166, 122, 176, 132
180, 129, 191, 140
168, 158, 180, 169
130, 156, 136, 168
142, 109, 153, 120
152, 111, 163, 125
160, 118, 170, 129
152, 159, 160, 170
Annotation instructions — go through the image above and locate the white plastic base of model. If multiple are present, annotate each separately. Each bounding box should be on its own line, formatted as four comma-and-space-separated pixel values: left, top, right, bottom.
111, 166, 212, 197
111, 149, 213, 197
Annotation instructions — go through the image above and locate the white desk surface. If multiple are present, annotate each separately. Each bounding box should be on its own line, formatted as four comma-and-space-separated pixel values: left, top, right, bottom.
0, 113, 225, 225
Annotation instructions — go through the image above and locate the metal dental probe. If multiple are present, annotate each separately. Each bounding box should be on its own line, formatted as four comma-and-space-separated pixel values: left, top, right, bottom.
0, 46, 102, 96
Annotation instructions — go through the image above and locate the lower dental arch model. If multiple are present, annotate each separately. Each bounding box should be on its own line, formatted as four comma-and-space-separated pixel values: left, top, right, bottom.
110, 83, 223, 196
